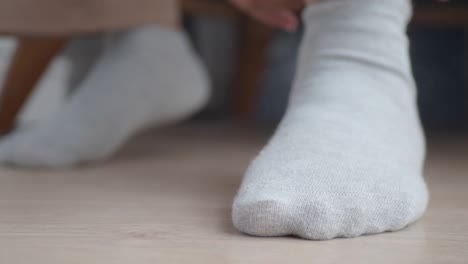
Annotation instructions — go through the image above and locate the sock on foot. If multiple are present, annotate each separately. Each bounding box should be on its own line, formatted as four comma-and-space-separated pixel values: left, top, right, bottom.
0, 25, 210, 167
233, 0, 429, 240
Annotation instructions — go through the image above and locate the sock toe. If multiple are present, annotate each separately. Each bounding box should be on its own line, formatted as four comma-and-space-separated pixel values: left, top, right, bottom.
233, 198, 297, 237
233, 191, 427, 240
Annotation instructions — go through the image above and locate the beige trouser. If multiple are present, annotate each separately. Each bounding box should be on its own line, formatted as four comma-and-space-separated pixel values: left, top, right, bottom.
0, 0, 180, 35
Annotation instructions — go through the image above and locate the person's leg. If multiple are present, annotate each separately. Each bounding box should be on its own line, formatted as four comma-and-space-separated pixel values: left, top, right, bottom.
0, 0, 210, 167
233, 0, 428, 240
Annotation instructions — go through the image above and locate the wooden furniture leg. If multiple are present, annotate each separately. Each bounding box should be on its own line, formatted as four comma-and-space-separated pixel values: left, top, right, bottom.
183, 0, 274, 119
0, 36, 67, 136
233, 17, 274, 119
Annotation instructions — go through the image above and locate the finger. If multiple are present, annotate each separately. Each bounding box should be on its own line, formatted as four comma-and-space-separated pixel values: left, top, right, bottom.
250, 10, 299, 31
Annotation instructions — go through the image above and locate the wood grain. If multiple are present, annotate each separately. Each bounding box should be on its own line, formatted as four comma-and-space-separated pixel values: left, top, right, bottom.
0, 123, 467, 263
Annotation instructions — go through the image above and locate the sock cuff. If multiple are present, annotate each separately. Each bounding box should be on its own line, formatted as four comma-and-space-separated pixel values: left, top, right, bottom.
302, 0, 413, 27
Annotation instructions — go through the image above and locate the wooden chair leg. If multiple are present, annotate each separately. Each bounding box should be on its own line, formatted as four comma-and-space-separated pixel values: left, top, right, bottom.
233, 17, 274, 120
0, 36, 67, 136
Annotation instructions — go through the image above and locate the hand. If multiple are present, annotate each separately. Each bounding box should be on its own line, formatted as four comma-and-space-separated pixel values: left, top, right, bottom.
230, 0, 305, 32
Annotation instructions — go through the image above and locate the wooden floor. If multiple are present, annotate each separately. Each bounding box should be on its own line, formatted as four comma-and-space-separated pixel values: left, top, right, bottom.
0, 122, 467, 263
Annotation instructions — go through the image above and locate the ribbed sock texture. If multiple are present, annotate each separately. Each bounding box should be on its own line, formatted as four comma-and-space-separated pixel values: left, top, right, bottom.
233, 0, 429, 240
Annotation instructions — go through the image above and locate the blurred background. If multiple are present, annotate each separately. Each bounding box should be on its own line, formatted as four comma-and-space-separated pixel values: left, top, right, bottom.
189, 0, 468, 132
0, 1, 467, 261
0, 0, 467, 132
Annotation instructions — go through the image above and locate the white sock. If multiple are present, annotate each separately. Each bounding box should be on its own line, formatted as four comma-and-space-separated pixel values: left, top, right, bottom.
233, 0, 429, 240
0, 25, 210, 167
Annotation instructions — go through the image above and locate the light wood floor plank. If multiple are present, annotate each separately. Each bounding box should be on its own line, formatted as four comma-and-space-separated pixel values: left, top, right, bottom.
0, 123, 467, 263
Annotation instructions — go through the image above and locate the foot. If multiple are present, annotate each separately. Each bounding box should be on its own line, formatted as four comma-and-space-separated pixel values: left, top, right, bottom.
0, 25, 210, 168
232, 0, 429, 240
